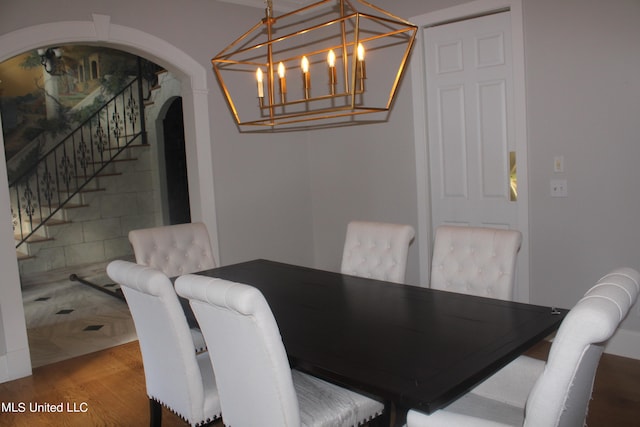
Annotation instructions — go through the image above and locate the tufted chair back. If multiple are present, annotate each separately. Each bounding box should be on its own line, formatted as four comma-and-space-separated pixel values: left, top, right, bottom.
341, 221, 415, 283
105, 260, 220, 427
176, 275, 301, 426
430, 225, 522, 300
524, 267, 640, 427
128, 222, 216, 278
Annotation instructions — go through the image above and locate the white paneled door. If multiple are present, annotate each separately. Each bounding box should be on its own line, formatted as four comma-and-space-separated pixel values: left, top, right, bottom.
425, 11, 517, 230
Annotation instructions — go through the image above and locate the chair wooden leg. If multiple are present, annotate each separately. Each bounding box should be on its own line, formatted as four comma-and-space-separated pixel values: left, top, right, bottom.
149, 398, 162, 427
375, 411, 392, 427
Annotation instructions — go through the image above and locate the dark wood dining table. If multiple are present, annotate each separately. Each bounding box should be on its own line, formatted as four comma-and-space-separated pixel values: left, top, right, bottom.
193, 259, 567, 426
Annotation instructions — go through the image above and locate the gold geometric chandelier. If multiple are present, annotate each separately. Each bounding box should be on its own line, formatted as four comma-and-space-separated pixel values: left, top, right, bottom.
212, 0, 417, 130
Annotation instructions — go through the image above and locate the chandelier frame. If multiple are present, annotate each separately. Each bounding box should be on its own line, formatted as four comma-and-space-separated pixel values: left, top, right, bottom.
212, 0, 417, 129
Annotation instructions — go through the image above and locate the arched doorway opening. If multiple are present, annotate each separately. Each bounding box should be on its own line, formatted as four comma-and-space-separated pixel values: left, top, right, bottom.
162, 98, 191, 225
0, 16, 219, 380
2, 45, 179, 367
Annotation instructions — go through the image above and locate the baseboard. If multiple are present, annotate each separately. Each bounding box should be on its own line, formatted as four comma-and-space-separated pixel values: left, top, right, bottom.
0, 347, 32, 383
605, 327, 640, 360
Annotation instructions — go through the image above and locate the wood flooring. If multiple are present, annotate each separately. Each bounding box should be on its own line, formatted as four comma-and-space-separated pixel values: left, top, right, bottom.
0, 340, 638, 426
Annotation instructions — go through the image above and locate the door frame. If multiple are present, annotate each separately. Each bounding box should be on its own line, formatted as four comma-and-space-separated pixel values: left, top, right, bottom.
411, 0, 530, 301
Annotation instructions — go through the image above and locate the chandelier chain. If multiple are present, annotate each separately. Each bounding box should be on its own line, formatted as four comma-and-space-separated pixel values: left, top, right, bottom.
266, 0, 273, 18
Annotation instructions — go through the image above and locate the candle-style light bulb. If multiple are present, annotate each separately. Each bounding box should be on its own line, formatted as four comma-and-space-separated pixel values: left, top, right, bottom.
327, 49, 337, 94
356, 43, 366, 91
256, 67, 264, 99
278, 62, 287, 104
357, 43, 365, 61
328, 49, 336, 68
301, 56, 310, 99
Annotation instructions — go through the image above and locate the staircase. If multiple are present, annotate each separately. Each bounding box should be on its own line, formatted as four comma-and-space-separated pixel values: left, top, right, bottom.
14, 143, 153, 275
11, 65, 170, 278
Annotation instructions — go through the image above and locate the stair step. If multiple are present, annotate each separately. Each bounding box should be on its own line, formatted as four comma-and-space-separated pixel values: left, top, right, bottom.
50, 203, 89, 210
74, 172, 122, 179
16, 251, 34, 261
59, 188, 106, 194
104, 144, 148, 152
21, 218, 71, 227
14, 234, 54, 244
64, 203, 89, 209
89, 158, 138, 166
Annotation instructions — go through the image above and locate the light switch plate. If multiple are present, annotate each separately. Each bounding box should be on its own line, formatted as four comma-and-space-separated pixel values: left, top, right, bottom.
553, 156, 564, 173
551, 179, 567, 197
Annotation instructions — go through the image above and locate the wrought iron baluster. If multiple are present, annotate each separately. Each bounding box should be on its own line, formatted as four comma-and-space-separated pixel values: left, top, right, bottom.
100, 118, 107, 158
112, 99, 122, 149
53, 148, 62, 208
70, 133, 80, 197
13, 185, 24, 241
40, 160, 55, 209
137, 58, 147, 145
21, 180, 36, 233
59, 145, 73, 192
11, 206, 18, 237
105, 103, 112, 154
127, 84, 139, 135
94, 117, 106, 164
71, 135, 77, 197
33, 167, 44, 228
85, 121, 93, 172
77, 128, 89, 177
120, 88, 126, 140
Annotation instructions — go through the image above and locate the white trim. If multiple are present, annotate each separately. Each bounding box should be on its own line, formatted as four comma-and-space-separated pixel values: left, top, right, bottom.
0, 16, 220, 379
0, 113, 33, 382
410, 30, 431, 287
410, 0, 530, 301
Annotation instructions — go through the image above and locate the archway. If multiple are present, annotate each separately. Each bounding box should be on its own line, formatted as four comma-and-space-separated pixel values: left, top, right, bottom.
0, 14, 219, 380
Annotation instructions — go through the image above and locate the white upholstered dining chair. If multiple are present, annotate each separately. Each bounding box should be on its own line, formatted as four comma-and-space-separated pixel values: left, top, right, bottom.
430, 225, 522, 300
341, 220, 415, 283
175, 273, 385, 427
407, 267, 640, 427
128, 222, 216, 277
106, 260, 221, 427
129, 222, 216, 353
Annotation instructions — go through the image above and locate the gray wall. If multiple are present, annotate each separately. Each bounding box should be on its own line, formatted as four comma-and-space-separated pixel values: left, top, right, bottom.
2, 0, 640, 378
523, 0, 640, 315
307, 89, 420, 285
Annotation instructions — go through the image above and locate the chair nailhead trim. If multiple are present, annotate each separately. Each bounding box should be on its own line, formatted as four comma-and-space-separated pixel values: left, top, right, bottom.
151, 397, 221, 427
